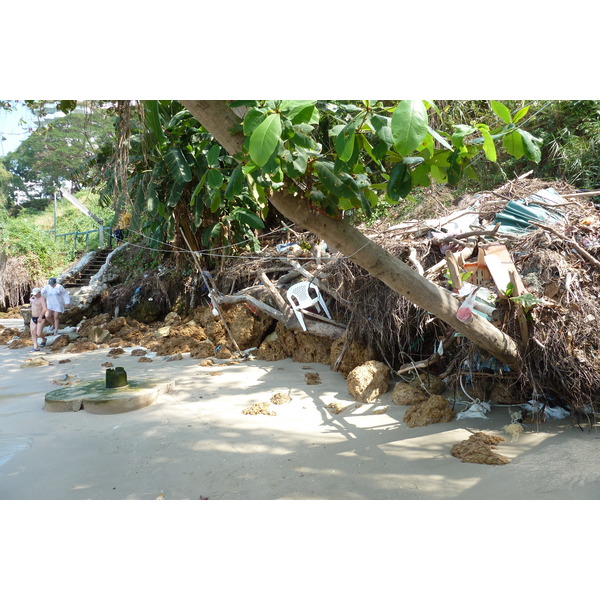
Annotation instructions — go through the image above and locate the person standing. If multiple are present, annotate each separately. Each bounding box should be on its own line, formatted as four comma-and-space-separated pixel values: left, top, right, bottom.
29, 288, 48, 351
42, 277, 70, 336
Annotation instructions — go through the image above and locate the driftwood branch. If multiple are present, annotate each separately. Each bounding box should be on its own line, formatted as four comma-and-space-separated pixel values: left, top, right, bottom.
258, 271, 296, 322
433, 223, 501, 245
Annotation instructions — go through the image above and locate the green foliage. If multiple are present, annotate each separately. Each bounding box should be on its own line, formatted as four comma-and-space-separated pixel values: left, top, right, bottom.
0, 218, 65, 278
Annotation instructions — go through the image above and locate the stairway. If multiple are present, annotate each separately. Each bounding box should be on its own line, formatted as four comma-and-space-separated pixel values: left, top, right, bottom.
63, 248, 112, 289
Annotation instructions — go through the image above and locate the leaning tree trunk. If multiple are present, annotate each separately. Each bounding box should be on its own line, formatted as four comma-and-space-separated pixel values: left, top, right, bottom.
180, 100, 521, 369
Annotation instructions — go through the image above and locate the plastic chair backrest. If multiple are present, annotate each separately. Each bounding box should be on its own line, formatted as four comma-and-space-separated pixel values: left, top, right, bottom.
286, 281, 320, 309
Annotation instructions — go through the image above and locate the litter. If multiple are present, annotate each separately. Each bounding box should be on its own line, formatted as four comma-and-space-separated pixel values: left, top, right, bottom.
456, 401, 491, 419
286, 281, 332, 331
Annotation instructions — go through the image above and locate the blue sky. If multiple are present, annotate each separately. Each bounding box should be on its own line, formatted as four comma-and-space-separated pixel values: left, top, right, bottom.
0, 102, 38, 157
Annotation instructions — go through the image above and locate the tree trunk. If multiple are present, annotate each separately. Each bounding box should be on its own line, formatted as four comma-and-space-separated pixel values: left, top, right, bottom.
180, 100, 522, 369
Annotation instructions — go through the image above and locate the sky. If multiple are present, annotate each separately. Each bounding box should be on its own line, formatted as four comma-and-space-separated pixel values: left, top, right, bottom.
0, 102, 38, 157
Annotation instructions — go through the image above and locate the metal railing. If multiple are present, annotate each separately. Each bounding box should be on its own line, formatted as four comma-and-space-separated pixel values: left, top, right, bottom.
48, 226, 106, 251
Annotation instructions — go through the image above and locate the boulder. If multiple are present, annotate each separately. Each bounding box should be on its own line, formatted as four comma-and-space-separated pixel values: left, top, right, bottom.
347, 360, 390, 403
392, 382, 428, 405
87, 326, 111, 344
403, 395, 455, 428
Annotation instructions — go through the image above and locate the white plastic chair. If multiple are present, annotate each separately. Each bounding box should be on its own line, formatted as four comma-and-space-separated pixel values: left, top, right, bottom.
286, 281, 332, 331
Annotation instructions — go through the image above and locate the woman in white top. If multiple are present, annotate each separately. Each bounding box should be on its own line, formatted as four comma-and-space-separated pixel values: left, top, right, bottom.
42, 277, 70, 335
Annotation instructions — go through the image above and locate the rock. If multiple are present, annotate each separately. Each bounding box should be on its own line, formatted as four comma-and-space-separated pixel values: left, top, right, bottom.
451, 432, 509, 465
403, 395, 455, 428
242, 402, 276, 416
69, 340, 99, 354
21, 356, 51, 368
105, 317, 128, 334
329, 332, 378, 376
270, 392, 291, 405
107, 347, 126, 357
347, 360, 390, 403
138, 357, 153, 363
166, 353, 183, 361
130, 349, 147, 356
87, 326, 111, 344
327, 401, 347, 414
7, 337, 30, 349
257, 337, 287, 361
215, 345, 233, 359
408, 374, 446, 395
154, 326, 171, 338
163, 311, 181, 326
189, 340, 216, 359
50, 335, 71, 352
305, 372, 321, 385
392, 382, 429, 405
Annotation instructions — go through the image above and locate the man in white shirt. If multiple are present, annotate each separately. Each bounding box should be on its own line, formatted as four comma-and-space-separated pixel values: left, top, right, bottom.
42, 277, 70, 336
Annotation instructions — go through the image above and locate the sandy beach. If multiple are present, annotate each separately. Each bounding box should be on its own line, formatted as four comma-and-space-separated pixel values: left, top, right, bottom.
2, 317, 600, 501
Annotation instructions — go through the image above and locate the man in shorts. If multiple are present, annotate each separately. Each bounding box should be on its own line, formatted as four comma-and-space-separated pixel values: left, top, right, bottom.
30, 288, 48, 352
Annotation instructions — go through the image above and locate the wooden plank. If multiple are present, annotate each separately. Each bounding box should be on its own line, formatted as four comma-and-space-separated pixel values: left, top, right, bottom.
483, 243, 526, 296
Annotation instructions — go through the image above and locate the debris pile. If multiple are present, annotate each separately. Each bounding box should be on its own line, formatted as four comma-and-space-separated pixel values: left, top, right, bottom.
1, 176, 598, 421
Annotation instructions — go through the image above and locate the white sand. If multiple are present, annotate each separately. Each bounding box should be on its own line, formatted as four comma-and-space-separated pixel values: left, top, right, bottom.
2, 318, 600, 500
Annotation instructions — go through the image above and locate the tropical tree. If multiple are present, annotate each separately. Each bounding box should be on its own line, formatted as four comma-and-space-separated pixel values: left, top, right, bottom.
2, 105, 116, 213
178, 100, 543, 368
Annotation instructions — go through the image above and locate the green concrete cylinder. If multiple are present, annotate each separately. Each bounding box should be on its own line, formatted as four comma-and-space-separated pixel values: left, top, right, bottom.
106, 367, 128, 389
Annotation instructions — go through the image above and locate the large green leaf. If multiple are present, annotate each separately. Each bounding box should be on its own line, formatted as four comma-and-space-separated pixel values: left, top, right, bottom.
451, 124, 477, 149
370, 115, 394, 148
147, 182, 159, 212
206, 145, 221, 168
426, 125, 453, 150
243, 108, 266, 135
476, 124, 497, 162
166, 179, 186, 207
314, 160, 346, 198
144, 100, 167, 146
230, 208, 265, 230
512, 105, 530, 123
224, 165, 245, 200
502, 130, 525, 159
387, 163, 412, 201
280, 101, 317, 124
165, 147, 192, 183
249, 113, 282, 167
335, 121, 357, 162
519, 129, 542, 163
491, 101, 512, 124
206, 168, 224, 188
391, 100, 428, 155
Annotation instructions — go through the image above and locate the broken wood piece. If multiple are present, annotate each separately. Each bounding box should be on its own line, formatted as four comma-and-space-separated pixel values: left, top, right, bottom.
408, 247, 424, 276
482, 243, 526, 296
561, 190, 600, 198
434, 223, 501, 245
259, 271, 295, 321
424, 246, 474, 278
396, 354, 441, 375
297, 308, 346, 329
509, 270, 530, 348
445, 250, 463, 291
